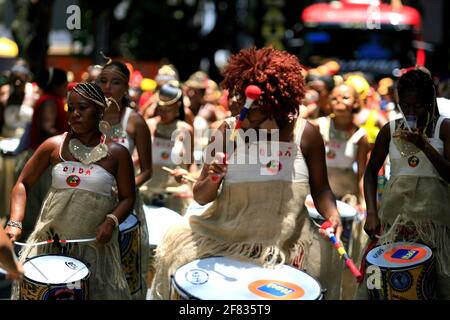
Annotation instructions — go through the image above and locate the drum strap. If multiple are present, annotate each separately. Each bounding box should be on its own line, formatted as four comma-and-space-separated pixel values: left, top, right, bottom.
357, 238, 379, 283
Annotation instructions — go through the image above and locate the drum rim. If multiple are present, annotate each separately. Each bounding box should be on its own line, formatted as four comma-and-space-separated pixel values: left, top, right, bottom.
366, 242, 433, 269
305, 195, 357, 220
23, 254, 91, 285
173, 256, 324, 300
171, 274, 199, 300
119, 213, 140, 233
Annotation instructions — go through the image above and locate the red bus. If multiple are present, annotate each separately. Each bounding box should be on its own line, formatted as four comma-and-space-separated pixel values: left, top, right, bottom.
298, 0, 424, 78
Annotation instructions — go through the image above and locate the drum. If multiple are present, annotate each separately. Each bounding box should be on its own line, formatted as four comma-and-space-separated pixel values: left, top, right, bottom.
365, 242, 436, 300
119, 213, 141, 294
20, 254, 90, 300
143, 205, 183, 287
171, 256, 324, 300
0, 137, 20, 154
304, 194, 357, 250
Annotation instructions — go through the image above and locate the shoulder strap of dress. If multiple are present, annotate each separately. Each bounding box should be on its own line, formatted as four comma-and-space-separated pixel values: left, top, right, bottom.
121, 107, 133, 131
295, 118, 307, 146
434, 115, 447, 139
389, 119, 396, 137
317, 116, 330, 142
59, 132, 68, 162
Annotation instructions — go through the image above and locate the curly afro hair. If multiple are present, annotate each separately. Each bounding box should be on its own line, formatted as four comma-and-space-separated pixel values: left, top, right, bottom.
220, 47, 306, 125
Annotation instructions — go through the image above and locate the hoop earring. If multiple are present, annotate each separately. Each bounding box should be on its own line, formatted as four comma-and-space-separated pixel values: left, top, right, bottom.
99, 119, 111, 135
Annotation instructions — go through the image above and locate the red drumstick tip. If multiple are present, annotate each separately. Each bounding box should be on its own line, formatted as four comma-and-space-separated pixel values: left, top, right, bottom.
245, 85, 262, 100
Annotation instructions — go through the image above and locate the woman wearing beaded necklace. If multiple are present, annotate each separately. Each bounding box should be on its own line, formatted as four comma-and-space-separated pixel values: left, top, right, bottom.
360, 67, 450, 299
96, 60, 152, 300
5, 82, 135, 299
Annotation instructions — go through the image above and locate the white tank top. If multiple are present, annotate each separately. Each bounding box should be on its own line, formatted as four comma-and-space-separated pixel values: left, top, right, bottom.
318, 116, 366, 169
389, 116, 446, 178
53, 134, 115, 196
111, 107, 135, 154
51, 162, 114, 196
225, 118, 309, 183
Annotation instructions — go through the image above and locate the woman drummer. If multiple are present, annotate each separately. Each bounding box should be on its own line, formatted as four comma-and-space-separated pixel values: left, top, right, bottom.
311, 83, 370, 299
96, 60, 152, 299
361, 67, 450, 299
141, 83, 196, 214
150, 47, 343, 300
5, 82, 134, 299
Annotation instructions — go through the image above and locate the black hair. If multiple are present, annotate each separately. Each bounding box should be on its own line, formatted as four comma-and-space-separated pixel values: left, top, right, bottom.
36, 67, 67, 93
397, 67, 440, 121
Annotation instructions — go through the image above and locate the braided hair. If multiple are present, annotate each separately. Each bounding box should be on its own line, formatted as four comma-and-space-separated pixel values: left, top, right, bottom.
397, 67, 439, 116
220, 47, 306, 126
70, 82, 108, 110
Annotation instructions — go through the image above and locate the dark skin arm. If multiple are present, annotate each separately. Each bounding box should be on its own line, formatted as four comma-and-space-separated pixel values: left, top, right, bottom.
363, 123, 390, 239
129, 111, 153, 187
193, 121, 229, 205
5, 135, 62, 241
301, 122, 343, 240
95, 143, 136, 244
0, 225, 24, 280
356, 134, 370, 208
38, 100, 59, 138
397, 118, 450, 182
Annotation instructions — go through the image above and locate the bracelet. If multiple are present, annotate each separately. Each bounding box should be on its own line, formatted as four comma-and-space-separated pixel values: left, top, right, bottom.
105, 214, 119, 228
6, 220, 23, 229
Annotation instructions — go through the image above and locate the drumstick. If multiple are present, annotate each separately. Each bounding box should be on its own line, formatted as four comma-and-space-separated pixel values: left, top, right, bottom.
14, 240, 54, 247
161, 166, 197, 183
27, 259, 49, 281
320, 220, 363, 281
229, 85, 262, 141
59, 238, 97, 244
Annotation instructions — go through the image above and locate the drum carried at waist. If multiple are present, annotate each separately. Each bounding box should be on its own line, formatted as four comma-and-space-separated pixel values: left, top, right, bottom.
20, 254, 90, 300
171, 256, 324, 300
118, 213, 141, 294
304, 194, 357, 249
365, 241, 436, 300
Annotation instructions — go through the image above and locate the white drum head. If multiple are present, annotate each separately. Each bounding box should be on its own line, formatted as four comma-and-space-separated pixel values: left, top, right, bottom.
23, 255, 89, 284
119, 213, 139, 232
305, 194, 357, 221
0, 138, 20, 152
143, 205, 183, 247
366, 242, 433, 269
172, 256, 322, 300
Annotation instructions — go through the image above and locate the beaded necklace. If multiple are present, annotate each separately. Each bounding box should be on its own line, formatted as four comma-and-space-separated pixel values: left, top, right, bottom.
68, 135, 109, 165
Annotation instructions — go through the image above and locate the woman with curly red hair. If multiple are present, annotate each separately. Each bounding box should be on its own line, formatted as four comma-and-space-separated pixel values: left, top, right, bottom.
150, 47, 343, 300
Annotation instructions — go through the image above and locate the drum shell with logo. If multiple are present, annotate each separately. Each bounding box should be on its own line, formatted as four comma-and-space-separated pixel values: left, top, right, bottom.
171, 256, 324, 300
304, 194, 357, 250
119, 213, 141, 294
365, 242, 436, 300
20, 254, 90, 300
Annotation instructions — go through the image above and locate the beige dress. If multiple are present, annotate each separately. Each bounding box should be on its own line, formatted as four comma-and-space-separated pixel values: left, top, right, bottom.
357, 116, 450, 299
106, 107, 150, 300
13, 161, 131, 300
316, 116, 369, 299
140, 120, 193, 214
150, 118, 315, 299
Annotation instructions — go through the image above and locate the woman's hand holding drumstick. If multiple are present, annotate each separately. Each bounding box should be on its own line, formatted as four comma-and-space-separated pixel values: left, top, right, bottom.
162, 166, 197, 183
